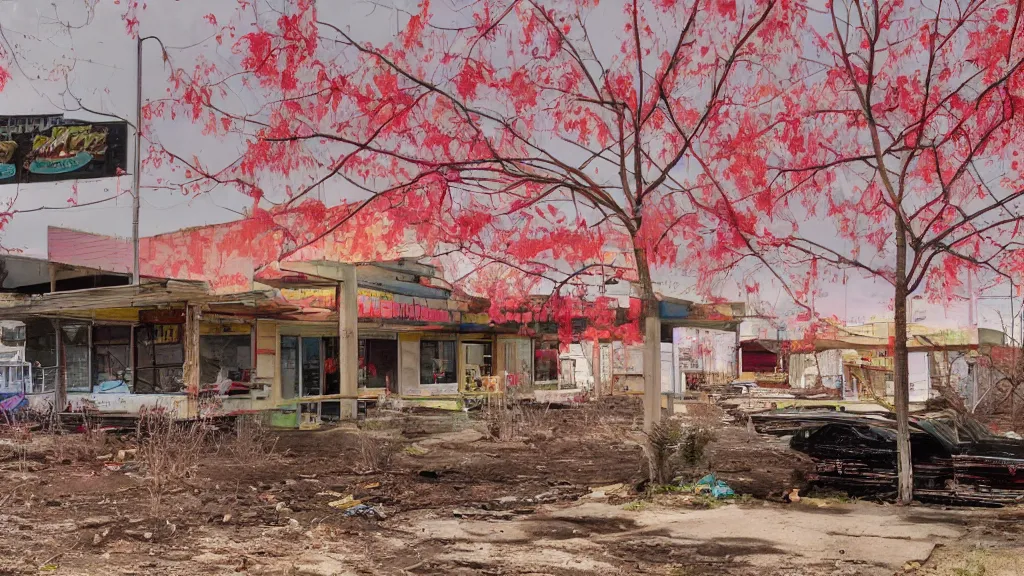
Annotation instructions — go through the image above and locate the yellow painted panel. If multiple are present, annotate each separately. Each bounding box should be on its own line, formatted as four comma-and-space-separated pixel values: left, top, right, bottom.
403, 399, 461, 411
93, 308, 140, 322
200, 322, 252, 335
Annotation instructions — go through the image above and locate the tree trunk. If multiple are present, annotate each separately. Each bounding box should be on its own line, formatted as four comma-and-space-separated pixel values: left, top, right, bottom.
894, 221, 914, 504
635, 249, 661, 432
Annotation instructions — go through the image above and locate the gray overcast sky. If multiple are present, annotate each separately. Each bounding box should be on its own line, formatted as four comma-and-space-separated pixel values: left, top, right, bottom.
0, 0, 1014, 334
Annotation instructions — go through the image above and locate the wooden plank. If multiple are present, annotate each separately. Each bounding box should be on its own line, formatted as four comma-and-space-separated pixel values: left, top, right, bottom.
183, 304, 201, 399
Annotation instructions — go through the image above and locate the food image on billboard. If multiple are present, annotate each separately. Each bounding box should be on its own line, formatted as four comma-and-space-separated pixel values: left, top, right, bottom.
0, 115, 127, 185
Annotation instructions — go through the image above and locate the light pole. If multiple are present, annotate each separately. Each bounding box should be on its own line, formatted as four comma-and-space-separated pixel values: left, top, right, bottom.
132, 35, 163, 286
132, 35, 142, 286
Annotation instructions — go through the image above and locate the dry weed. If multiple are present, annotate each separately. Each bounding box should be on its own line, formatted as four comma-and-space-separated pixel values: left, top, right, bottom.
135, 411, 210, 504
484, 394, 523, 441
229, 413, 278, 463
643, 418, 715, 484
49, 428, 110, 463
355, 431, 399, 473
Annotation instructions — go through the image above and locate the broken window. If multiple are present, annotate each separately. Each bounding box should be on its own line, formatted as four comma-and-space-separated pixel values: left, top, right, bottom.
24, 319, 57, 393
92, 325, 131, 392
61, 322, 90, 392
134, 324, 184, 394
200, 334, 252, 388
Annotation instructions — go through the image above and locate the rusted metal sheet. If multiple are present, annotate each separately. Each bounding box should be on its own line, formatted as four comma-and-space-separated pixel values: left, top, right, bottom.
48, 227, 132, 274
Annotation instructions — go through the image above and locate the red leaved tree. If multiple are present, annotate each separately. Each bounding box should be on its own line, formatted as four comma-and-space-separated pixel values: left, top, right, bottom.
700, 0, 1024, 503
140, 0, 805, 430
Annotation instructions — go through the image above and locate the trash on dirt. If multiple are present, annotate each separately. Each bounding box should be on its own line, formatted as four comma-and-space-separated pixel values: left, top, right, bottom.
783, 488, 801, 503
452, 508, 515, 520
327, 495, 363, 511
587, 483, 626, 499
317, 490, 344, 498
103, 460, 139, 473
405, 445, 429, 456
362, 482, 381, 489
693, 474, 735, 499
343, 504, 386, 519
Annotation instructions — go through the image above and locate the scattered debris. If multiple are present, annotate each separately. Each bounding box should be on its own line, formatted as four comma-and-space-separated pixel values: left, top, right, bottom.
327, 495, 362, 511
694, 474, 735, 499
343, 504, 386, 519
453, 508, 515, 520
588, 483, 626, 499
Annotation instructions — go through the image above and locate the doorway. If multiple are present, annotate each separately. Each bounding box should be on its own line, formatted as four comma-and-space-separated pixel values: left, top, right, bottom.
359, 338, 398, 393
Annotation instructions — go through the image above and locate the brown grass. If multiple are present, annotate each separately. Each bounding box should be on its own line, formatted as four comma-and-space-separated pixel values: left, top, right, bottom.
228, 413, 278, 463
135, 411, 210, 505
355, 431, 400, 473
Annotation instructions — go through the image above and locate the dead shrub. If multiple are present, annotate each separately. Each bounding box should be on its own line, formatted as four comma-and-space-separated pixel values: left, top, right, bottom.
135, 411, 210, 503
229, 413, 278, 463
643, 419, 716, 484
355, 431, 399, 473
484, 394, 523, 442
49, 428, 110, 463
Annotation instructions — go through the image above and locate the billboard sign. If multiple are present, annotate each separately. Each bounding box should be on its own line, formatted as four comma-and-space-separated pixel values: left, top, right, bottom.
0, 115, 128, 185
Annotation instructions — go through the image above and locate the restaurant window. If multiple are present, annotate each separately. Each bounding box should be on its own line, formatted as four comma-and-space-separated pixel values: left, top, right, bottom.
134, 324, 184, 393
534, 341, 559, 382
200, 334, 252, 392
61, 322, 91, 392
280, 336, 326, 399
420, 340, 456, 385
281, 336, 299, 400
92, 325, 131, 392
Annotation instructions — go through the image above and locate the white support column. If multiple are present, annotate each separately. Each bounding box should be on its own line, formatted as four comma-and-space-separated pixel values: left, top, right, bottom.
643, 315, 662, 431
338, 265, 359, 419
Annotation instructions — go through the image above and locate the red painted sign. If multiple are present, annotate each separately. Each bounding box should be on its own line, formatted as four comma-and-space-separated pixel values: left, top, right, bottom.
358, 295, 453, 323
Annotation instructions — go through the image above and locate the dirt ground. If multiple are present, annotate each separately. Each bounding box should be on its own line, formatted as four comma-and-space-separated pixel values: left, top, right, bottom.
0, 397, 1022, 576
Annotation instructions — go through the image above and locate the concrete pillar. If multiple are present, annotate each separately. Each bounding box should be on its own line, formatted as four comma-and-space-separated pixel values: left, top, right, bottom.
671, 327, 681, 396
643, 315, 662, 431
53, 319, 66, 414
338, 265, 359, 419
735, 328, 742, 378
183, 304, 201, 417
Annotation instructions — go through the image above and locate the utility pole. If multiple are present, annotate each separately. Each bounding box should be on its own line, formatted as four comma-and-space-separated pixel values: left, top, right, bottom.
132, 35, 143, 286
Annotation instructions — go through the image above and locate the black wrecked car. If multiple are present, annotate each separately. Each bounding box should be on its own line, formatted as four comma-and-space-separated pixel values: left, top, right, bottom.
759, 410, 1024, 505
